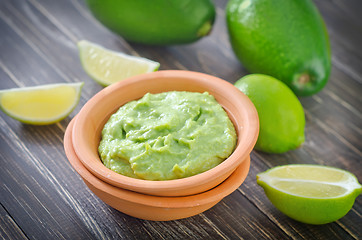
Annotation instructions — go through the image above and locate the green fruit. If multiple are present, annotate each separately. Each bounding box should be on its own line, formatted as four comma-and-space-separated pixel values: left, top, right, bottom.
227, 0, 331, 96
0, 83, 83, 125
235, 74, 305, 153
85, 0, 216, 45
77, 40, 160, 86
257, 164, 362, 224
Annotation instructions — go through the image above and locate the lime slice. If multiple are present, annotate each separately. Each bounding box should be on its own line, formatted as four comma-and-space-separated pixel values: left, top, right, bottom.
78, 40, 160, 86
0, 82, 83, 125
257, 164, 362, 224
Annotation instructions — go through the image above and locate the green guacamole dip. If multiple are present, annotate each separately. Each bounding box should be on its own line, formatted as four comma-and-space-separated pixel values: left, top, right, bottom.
98, 91, 237, 180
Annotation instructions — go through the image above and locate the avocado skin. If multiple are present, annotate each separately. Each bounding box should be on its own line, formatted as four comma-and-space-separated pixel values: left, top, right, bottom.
226, 0, 331, 96
86, 0, 215, 46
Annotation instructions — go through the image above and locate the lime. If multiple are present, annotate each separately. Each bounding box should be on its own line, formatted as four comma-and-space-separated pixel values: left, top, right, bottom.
78, 40, 160, 86
257, 164, 362, 224
0, 82, 83, 125
85, 0, 215, 45
226, 0, 331, 96
234, 74, 305, 153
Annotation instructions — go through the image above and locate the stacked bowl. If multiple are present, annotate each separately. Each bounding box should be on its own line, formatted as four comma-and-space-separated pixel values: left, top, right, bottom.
64, 70, 259, 221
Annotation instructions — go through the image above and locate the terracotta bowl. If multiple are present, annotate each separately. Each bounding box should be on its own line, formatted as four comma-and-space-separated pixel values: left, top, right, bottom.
71, 70, 259, 196
64, 118, 251, 221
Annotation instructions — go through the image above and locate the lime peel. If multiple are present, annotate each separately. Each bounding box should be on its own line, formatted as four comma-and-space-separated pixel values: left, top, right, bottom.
78, 40, 160, 86
257, 164, 362, 224
234, 74, 305, 153
0, 82, 83, 125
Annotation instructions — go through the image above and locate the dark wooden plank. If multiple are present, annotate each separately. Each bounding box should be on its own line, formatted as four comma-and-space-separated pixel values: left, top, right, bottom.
0, 204, 28, 240
314, 0, 362, 83
0, 120, 101, 239
0, 0, 101, 90
200, 191, 289, 239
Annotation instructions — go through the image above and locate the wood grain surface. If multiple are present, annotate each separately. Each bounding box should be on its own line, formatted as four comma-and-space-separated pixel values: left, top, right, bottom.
0, 0, 361, 239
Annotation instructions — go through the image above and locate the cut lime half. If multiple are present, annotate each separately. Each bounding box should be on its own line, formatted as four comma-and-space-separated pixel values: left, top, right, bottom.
78, 40, 160, 86
0, 82, 83, 125
257, 164, 362, 224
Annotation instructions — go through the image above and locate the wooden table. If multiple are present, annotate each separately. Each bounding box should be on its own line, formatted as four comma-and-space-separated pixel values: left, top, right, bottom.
1, 0, 361, 239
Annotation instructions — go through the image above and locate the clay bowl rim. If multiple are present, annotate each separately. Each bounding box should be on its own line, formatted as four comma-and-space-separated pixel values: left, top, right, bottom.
65, 117, 251, 209
71, 70, 259, 194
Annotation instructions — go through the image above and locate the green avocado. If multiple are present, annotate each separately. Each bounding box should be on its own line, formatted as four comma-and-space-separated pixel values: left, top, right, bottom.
226, 0, 331, 96
85, 0, 216, 45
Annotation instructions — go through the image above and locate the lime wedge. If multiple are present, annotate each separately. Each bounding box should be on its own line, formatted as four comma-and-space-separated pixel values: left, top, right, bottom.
78, 40, 160, 86
0, 82, 83, 125
257, 164, 362, 224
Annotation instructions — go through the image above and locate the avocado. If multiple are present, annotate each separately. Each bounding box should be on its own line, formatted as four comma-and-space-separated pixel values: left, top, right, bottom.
226, 0, 331, 96
85, 0, 216, 45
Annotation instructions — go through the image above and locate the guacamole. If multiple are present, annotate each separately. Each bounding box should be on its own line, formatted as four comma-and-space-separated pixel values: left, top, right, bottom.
98, 91, 237, 180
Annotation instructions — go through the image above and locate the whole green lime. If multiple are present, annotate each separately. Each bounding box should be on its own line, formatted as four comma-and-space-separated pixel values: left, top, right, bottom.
85, 0, 216, 45
226, 0, 331, 96
234, 74, 305, 153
